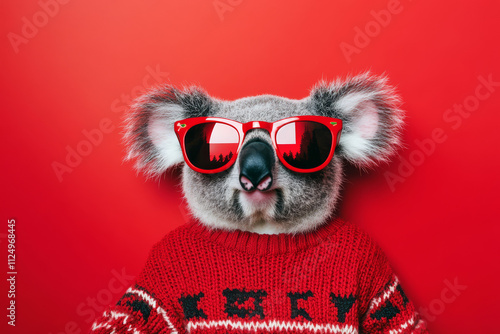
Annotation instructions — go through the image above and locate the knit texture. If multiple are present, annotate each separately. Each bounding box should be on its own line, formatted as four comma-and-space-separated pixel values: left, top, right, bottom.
89, 218, 428, 333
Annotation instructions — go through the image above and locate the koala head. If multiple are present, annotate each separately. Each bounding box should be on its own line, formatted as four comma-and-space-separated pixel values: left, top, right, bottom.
124, 73, 403, 234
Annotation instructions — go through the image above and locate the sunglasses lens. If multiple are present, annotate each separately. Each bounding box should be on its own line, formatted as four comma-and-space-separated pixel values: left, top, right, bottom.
185, 122, 239, 170
276, 121, 332, 170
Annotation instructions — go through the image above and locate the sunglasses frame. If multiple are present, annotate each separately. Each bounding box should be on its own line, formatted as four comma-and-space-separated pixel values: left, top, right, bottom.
174, 116, 343, 174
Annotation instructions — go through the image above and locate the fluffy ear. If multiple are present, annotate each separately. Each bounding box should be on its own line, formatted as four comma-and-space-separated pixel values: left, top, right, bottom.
123, 85, 215, 176
309, 73, 404, 167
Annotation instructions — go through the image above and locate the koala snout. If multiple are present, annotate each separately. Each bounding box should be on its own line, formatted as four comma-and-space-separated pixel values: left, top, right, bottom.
238, 140, 274, 192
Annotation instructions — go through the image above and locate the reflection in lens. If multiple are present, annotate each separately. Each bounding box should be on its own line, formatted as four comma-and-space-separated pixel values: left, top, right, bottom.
185, 123, 239, 170
276, 121, 332, 169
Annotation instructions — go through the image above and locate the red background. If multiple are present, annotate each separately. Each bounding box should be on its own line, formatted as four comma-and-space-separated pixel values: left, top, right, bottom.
1, 0, 499, 333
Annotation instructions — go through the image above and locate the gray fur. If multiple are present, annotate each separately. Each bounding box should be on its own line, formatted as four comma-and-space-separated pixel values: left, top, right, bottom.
308, 73, 404, 167
124, 73, 403, 233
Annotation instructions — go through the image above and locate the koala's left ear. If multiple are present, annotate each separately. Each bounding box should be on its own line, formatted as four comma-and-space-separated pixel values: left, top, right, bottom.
309, 73, 404, 168
123, 85, 215, 176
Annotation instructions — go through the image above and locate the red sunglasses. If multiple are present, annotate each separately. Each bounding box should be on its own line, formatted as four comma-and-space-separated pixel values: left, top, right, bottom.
174, 116, 342, 174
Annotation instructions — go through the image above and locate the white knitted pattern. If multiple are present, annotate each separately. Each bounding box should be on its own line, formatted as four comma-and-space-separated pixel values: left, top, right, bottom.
368, 276, 399, 311
90, 287, 178, 334
126, 287, 179, 334
388, 314, 415, 334
187, 319, 358, 333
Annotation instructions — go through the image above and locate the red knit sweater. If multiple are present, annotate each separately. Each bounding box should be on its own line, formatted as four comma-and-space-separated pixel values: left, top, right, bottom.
89, 218, 428, 333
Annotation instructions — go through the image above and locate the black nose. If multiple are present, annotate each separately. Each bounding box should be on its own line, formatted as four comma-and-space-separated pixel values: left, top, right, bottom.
239, 140, 274, 192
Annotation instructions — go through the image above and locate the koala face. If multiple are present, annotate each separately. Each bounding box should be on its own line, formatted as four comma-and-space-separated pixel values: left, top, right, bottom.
124, 73, 403, 233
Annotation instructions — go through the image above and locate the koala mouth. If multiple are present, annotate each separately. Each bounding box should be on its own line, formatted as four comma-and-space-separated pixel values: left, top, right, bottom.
238, 187, 278, 219
241, 188, 276, 205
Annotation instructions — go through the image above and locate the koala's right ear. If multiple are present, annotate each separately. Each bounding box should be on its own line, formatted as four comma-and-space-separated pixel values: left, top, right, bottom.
309, 73, 404, 168
123, 85, 215, 176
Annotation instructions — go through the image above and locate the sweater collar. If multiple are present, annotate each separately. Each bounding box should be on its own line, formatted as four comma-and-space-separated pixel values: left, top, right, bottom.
187, 218, 345, 255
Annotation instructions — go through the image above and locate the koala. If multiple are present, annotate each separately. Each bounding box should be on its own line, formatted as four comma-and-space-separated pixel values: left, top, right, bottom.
90, 73, 428, 334
124, 73, 402, 234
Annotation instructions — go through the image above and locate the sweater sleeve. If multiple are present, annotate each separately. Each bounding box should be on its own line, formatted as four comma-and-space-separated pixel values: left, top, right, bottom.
359, 242, 429, 333
88, 242, 185, 334
88, 284, 183, 334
